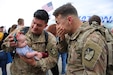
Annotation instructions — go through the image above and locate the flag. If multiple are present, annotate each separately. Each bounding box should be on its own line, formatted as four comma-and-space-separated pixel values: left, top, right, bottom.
42, 2, 53, 12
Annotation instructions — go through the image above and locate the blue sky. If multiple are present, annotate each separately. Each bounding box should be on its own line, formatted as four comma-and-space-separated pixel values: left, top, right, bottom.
0, 0, 113, 31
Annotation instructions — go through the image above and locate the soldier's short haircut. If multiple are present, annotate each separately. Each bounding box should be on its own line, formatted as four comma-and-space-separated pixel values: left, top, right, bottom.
53, 3, 78, 17
88, 15, 101, 25
34, 9, 49, 23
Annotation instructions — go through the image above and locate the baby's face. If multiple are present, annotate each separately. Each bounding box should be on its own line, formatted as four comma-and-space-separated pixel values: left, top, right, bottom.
16, 32, 26, 42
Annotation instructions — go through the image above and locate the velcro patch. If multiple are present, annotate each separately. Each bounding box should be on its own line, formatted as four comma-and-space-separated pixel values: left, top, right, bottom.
84, 48, 94, 61
82, 39, 102, 69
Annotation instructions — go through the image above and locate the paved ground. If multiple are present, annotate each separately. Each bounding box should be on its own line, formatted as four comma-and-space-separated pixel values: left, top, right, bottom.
0, 57, 66, 75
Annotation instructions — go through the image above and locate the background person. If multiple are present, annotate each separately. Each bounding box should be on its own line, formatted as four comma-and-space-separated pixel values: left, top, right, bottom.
46, 24, 59, 75
8, 24, 17, 34
0, 26, 8, 75
46, 24, 67, 75
88, 15, 113, 75
17, 18, 24, 27
88, 15, 101, 25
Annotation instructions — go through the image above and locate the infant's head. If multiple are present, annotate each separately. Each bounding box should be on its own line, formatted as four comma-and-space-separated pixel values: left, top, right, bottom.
14, 32, 26, 43
14, 31, 27, 47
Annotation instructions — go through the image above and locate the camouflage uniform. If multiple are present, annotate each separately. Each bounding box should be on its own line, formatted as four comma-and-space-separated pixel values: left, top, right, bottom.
2, 27, 58, 75
58, 23, 107, 75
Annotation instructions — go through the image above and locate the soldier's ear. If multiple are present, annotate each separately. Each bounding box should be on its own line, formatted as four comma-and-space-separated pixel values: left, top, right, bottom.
67, 16, 73, 24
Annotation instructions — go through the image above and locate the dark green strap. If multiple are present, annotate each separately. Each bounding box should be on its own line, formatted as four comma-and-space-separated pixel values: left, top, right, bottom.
44, 30, 48, 46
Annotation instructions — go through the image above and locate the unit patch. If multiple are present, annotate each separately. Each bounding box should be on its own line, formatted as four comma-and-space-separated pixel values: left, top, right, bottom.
84, 48, 94, 61
82, 39, 102, 69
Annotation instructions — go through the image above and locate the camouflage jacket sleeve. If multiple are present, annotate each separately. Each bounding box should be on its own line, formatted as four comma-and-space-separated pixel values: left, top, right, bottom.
26, 31, 58, 72
1, 26, 24, 52
82, 32, 107, 75
1, 37, 15, 52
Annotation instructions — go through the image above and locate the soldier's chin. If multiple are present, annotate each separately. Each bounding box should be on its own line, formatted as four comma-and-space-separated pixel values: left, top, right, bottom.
32, 31, 40, 35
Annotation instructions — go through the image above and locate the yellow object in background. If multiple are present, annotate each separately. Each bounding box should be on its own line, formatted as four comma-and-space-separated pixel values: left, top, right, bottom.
0, 32, 4, 41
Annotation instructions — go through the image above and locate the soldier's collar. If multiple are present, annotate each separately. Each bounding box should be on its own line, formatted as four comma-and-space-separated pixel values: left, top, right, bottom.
28, 31, 46, 43
70, 23, 90, 40
69, 26, 82, 40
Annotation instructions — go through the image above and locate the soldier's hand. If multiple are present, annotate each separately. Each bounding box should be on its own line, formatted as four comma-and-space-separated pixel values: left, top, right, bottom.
8, 35, 17, 47
19, 55, 36, 66
56, 24, 65, 41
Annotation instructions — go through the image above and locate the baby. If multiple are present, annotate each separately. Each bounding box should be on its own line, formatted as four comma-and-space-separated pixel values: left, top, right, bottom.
14, 32, 48, 60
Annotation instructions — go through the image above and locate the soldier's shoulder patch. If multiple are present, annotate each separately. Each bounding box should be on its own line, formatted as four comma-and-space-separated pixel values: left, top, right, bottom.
50, 48, 56, 55
46, 43, 58, 56
82, 39, 102, 69
84, 48, 94, 61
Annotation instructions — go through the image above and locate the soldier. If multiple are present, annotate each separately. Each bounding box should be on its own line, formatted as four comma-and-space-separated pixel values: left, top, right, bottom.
88, 15, 101, 25
53, 3, 107, 75
1, 9, 58, 75
88, 15, 113, 75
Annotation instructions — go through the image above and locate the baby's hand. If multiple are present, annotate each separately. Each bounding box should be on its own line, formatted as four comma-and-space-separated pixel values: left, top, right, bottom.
34, 51, 43, 59
34, 51, 49, 60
